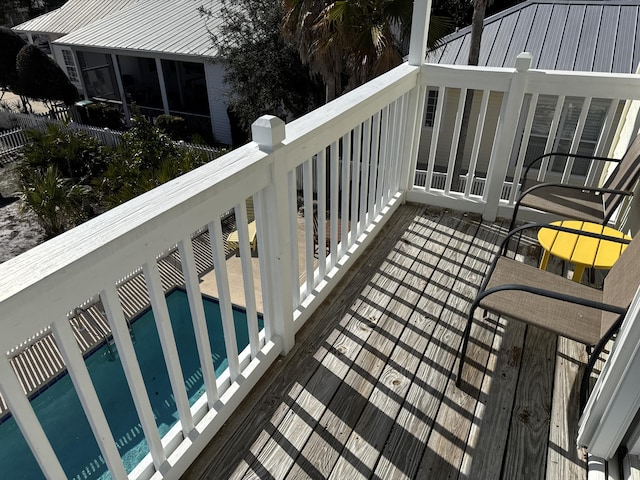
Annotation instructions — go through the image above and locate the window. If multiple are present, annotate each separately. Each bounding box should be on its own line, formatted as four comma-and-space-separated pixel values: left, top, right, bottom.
424, 89, 438, 127
62, 49, 79, 83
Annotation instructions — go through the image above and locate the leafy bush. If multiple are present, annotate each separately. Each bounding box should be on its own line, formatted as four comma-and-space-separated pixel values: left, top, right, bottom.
20, 124, 108, 181
20, 166, 89, 237
100, 115, 208, 206
18, 115, 214, 236
156, 114, 188, 141
86, 102, 123, 130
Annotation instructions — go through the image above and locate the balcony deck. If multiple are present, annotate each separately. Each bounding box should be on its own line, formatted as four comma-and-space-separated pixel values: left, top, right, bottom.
184, 203, 589, 480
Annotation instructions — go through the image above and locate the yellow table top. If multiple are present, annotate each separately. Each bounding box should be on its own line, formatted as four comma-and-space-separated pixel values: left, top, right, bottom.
537, 220, 630, 269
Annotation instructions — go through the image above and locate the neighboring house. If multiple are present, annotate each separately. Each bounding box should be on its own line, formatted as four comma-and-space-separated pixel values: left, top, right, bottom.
13, 0, 233, 145
421, 0, 640, 180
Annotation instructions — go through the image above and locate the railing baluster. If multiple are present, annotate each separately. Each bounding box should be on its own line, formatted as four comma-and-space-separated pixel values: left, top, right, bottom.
446, 87, 468, 194
426, 86, 446, 192
359, 117, 372, 234
287, 173, 300, 310
538, 94, 565, 181
208, 219, 240, 381
303, 159, 315, 295
393, 92, 408, 194
142, 261, 194, 433
51, 318, 128, 478
0, 359, 67, 479
587, 98, 619, 186
509, 93, 539, 204
465, 89, 491, 198
178, 237, 218, 405
100, 284, 167, 470
234, 201, 260, 358
340, 132, 351, 258
377, 105, 390, 210
254, 190, 274, 341
562, 97, 591, 183
329, 141, 340, 267
349, 124, 362, 246
317, 149, 327, 279
368, 111, 381, 218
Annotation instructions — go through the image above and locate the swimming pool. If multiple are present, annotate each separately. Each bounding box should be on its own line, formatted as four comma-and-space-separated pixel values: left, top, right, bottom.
0, 289, 261, 479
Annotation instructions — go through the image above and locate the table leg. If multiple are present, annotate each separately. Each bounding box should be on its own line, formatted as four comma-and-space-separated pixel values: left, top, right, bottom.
572, 264, 586, 283
539, 249, 550, 271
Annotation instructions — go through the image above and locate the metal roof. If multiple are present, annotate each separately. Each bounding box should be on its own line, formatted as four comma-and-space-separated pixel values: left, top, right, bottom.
428, 0, 640, 73
13, 0, 141, 35
53, 0, 223, 59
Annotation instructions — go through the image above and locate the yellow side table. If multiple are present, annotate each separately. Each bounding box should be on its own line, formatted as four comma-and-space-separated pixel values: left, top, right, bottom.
537, 220, 630, 282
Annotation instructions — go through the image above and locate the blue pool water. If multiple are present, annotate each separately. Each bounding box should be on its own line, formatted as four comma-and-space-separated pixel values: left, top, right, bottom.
0, 289, 262, 479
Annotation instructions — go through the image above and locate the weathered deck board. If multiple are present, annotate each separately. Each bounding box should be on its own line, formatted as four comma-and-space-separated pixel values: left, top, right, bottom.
184, 205, 588, 480
413, 216, 508, 478
282, 210, 446, 479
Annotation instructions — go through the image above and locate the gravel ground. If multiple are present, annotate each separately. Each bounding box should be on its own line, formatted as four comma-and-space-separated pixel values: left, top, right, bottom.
0, 162, 46, 263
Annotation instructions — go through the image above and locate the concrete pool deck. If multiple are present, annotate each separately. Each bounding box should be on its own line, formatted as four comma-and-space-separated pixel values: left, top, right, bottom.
200, 215, 313, 314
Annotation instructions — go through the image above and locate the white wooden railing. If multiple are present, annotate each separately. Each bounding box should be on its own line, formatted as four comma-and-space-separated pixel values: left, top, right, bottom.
0, 62, 422, 480
411, 53, 640, 221
2, 31, 640, 480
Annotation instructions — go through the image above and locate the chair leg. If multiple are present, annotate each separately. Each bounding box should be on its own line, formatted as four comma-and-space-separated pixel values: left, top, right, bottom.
456, 305, 479, 387
504, 199, 522, 255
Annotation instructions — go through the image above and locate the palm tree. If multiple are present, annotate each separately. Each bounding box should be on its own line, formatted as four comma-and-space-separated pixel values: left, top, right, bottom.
283, 0, 451, 103
282, 0, 346, 102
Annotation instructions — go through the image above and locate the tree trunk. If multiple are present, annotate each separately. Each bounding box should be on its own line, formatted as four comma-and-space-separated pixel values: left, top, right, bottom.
452, 0, 487, 192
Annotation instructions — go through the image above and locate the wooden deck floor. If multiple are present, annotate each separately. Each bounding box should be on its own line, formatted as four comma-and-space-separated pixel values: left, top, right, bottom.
185, 203, 590, 480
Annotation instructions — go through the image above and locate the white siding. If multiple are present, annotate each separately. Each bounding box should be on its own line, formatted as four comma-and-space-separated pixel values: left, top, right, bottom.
205, 62, 232, 145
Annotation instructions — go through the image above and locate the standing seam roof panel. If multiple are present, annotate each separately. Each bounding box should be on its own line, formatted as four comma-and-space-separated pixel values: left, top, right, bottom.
573, 5, 602, 71
612, 6, 639, 73
55, 0, 221, 58
524, 3, 553, 69
592, 6, 620, 72
428, 0, 640, 74
477, 18, 504, 66
538, 3, 570, 69
503, 6, 537, 66
487, 14, 520, 67
556, 4, 586, 70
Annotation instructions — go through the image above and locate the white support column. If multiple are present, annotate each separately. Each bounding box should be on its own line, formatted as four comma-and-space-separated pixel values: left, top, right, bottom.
482, 52, 532, 221
71, 49, 89, 100
408, 0, 432, 66
155, 58, 170, 115
111, 54, 130, 125
251, 115, 295, 353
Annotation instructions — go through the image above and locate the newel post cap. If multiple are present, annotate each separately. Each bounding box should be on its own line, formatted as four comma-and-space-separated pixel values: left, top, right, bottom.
515, 52, 533, 72
252, 115, 285, 152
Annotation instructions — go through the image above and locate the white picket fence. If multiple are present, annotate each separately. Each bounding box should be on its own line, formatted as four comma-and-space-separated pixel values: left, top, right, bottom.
0, 111, 223, 162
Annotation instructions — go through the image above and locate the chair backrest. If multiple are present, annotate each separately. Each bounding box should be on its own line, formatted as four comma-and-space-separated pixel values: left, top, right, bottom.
603, 134, 640, 220
602, 233, 640, 335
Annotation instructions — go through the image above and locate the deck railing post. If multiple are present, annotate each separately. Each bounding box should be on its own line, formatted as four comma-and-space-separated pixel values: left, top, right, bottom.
482, 52, 532, 221
408, 0, 432, 67
252, 115, 296, 354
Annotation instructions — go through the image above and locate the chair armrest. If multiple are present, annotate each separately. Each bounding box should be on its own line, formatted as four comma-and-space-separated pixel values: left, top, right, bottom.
519, 182, 635, 203
521, 152, 619, 191
474, 283, 626, 316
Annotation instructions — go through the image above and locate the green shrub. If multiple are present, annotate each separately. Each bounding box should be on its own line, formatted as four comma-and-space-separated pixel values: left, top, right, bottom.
86, 102, 123, 130
156, 114, 188, 141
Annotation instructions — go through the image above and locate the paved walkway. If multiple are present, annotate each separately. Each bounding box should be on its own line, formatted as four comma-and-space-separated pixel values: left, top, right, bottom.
0, 91, 49, 115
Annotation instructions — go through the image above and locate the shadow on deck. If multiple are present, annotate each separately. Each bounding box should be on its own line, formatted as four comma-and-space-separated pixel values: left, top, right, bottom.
184, 203, 589, 480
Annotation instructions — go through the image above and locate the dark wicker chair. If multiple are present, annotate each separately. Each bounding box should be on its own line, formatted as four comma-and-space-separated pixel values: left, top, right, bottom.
508, 135, 640, 233
457, 223, 638, 411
